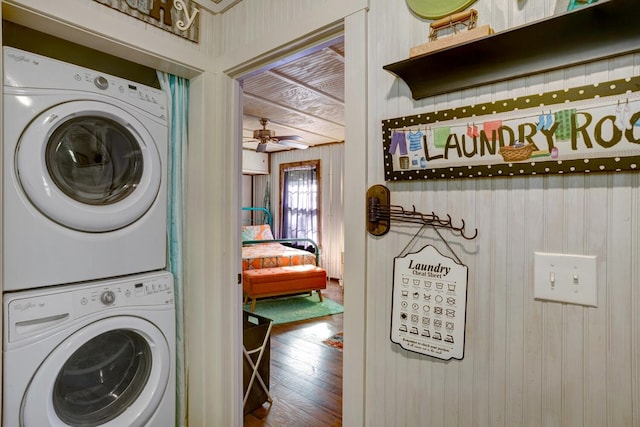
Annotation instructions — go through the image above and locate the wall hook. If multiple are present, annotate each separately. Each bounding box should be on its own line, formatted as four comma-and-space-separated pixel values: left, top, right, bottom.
366, 185, 478, 240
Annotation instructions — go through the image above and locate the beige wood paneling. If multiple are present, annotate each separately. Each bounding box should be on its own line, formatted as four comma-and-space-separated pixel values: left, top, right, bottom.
365, 1, 640, 426
213, 0, 365, 72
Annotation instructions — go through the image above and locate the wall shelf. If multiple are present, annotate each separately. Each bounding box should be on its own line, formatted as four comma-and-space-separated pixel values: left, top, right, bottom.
383, 0, 640, 100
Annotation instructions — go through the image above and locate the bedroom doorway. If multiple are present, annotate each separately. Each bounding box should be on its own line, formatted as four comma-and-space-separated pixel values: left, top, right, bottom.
239, 35, 345, 425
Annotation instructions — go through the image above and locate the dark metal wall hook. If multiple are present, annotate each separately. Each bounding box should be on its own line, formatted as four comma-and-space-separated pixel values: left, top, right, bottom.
366, 185, 478, 240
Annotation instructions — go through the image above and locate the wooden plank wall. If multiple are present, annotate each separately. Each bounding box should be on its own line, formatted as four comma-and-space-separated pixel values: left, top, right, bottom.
367, 0, 640, 425
220, 0, 639, 424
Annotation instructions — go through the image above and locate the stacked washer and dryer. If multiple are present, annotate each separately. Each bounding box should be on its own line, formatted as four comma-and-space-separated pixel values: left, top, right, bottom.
2, 47, 176, 426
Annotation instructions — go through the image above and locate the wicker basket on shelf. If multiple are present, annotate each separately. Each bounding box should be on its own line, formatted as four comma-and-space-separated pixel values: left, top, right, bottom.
499, 144, 535, 162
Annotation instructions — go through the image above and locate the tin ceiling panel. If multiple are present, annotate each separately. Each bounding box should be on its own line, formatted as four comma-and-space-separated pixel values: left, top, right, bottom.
273, 45, 345, 101
241, 40, 345, 152
242, 74, 344, 125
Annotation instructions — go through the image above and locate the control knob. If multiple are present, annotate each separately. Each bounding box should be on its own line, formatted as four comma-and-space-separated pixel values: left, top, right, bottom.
100, 290, 116, 305
94, 76, 109, 90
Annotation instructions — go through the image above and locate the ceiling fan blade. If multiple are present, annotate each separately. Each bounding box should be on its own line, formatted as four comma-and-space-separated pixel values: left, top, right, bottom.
276, 135, 303, 141
277, 139, 309, 149
250, 118, 308, 151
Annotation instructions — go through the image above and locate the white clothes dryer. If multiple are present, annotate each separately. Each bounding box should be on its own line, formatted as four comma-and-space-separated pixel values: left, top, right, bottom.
3, 271, 175, 427
3, 47, 168, 291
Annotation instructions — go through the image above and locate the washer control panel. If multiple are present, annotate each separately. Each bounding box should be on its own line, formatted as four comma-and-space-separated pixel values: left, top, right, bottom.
75, 273, 174, 315
4, 272, 174, 344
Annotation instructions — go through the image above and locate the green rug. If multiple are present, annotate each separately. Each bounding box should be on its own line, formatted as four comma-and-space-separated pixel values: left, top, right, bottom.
243, 294, 344, 325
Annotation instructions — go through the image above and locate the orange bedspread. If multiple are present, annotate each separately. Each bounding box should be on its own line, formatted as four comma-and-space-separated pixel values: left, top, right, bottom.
242, 242, 316, 270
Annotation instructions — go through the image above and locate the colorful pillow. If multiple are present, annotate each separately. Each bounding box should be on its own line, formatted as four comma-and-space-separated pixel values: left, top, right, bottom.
242, 224, 274, 241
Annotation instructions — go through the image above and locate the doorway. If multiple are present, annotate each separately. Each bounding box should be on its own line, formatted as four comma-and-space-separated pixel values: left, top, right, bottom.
239, 37, 345, 424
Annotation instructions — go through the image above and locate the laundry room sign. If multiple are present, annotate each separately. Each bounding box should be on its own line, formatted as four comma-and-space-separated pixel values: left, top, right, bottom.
93, 0, 200, 42
382, 76, 640, 180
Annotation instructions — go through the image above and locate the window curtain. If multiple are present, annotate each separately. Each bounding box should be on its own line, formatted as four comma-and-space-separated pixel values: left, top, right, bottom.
262, 180, 271, 226
156, 71, 187, 427
282, 166, 318, 243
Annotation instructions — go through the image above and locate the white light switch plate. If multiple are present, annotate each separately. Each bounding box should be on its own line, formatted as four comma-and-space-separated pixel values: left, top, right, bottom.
534, 252, 597, 306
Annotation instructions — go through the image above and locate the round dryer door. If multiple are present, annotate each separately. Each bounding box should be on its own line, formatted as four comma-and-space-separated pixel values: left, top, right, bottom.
21, 316, 171, 427
16, 100, 162, 232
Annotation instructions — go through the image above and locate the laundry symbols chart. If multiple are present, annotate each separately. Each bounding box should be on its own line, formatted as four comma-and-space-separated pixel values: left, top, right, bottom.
390, 244, 468, 360
382, 75, 640, 181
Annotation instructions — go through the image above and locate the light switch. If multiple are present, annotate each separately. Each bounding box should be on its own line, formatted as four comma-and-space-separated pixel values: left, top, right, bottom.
534, 252, 597, 306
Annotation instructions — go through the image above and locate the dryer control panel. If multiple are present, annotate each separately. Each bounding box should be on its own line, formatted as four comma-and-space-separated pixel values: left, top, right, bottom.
3, 47, 167, 122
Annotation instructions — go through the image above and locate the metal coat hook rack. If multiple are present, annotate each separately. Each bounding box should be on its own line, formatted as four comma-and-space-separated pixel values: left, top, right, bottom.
366, 184, 478, 240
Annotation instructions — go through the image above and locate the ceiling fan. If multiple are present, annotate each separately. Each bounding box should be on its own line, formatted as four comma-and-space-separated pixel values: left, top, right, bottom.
251, 118, 308, 152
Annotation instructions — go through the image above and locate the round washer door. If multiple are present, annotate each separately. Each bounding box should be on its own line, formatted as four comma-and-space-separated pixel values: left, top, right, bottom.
21, 316, 171, 427
16, 100, 162, 232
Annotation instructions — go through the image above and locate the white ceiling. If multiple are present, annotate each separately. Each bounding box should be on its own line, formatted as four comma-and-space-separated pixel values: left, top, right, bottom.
241, 38, 345, 152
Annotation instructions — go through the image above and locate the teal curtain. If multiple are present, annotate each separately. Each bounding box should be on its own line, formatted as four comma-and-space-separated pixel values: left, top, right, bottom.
262, 180, 271, 225
567, 0, 597, 10
156, 71, 188, 427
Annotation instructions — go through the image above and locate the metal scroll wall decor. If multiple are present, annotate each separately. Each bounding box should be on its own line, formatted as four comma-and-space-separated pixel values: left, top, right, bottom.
382, 76, 640, 181
94, 0, 200, 42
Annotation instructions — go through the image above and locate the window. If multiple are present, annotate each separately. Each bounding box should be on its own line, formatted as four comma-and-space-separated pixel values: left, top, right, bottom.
280, 160, 321, 247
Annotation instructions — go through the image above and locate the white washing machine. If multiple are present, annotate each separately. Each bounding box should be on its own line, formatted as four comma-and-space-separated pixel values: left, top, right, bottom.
3, 47, 168, 291
3, 271, 175, 426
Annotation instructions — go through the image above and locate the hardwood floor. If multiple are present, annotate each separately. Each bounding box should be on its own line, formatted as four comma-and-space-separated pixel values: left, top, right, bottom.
243, 280, 344, 427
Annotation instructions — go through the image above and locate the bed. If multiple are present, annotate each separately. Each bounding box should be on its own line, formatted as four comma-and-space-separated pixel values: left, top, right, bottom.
242, 207, 326, 311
